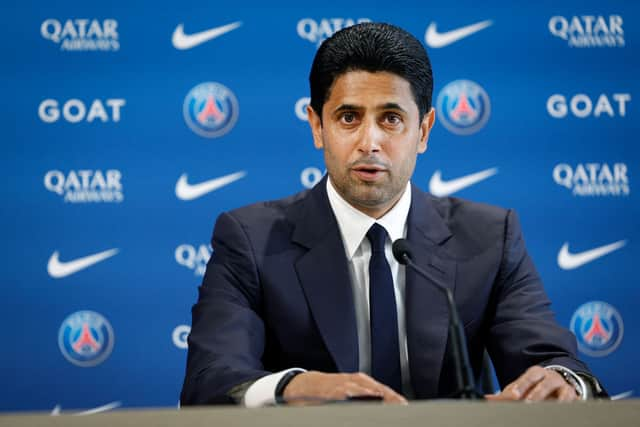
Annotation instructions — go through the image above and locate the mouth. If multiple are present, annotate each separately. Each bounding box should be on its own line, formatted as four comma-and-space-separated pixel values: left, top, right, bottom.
351, 165, 388, 182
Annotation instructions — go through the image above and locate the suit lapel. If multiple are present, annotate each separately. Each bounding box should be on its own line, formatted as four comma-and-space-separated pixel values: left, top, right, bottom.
290, 178, 359, 373
405, 185, 457, 398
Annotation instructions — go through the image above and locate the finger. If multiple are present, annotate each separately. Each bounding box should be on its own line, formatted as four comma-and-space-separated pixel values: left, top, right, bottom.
378, 385, 408, 404
557, 385, 579, 402
508, 366, 547, 399
339, 382, 383, 400
484, 392, 513, 401
495, 381, 527, 400
345, 373, 406, 403
495, 386, 521, 400
523, 372, 566, 401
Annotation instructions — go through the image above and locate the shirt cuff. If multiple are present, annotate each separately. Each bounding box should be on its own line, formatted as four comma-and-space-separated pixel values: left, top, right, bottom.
243, 368, 306, 408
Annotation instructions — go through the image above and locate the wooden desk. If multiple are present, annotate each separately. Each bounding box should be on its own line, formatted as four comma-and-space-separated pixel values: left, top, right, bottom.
1, 400, 638, 427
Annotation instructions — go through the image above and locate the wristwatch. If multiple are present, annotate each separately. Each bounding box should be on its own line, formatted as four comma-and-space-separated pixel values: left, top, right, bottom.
544, 365, 588, 400
275, 370, 304, 404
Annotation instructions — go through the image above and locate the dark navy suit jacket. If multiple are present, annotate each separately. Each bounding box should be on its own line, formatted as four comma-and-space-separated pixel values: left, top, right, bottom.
180, 178, 588, 405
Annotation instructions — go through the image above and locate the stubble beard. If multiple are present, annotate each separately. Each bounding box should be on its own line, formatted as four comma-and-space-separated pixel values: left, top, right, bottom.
325, 148, 416, 215
329, 166, 409, 215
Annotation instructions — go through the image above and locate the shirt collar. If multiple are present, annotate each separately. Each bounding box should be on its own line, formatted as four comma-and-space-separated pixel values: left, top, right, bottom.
326, 177, 412, 260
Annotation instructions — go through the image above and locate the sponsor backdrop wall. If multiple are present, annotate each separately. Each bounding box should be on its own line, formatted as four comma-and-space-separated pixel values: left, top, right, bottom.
1, 0, 637, 412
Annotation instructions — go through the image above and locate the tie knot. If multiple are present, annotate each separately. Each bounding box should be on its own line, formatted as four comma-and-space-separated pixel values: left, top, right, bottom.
366, 223, 388, 253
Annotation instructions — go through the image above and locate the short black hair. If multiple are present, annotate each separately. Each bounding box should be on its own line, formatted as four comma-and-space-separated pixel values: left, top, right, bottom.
309, 22, 433, 122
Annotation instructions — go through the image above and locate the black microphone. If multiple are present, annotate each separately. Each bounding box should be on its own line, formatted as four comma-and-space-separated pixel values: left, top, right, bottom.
392, 239, 481, 399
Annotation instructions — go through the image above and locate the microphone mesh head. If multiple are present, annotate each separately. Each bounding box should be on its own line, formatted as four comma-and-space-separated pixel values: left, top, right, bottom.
392, 239, 412, 265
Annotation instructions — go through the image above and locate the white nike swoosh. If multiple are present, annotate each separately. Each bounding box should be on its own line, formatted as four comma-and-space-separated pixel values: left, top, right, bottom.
172, 22, 242, 50
429, 168, 498, 196
425, 20, 493, 48
175, 171, 247, 201
47, 249, 119, 279
51, 401, 122, 416
557, 240, 627, 270
610, 390, 633, 401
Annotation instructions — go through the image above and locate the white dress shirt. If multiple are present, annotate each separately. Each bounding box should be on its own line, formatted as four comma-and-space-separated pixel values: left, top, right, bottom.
244, 178, 412, 407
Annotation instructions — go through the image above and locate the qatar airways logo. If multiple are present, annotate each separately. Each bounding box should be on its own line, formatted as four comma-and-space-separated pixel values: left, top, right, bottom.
549, 15, 624, 48
45, 170, 124, 203
297, 18, 371, 46
175, 244, 212, 276
553, 163, 629, 197
41, 19, 120, 51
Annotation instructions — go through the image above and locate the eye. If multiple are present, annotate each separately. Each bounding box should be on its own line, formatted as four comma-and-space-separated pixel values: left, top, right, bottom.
340, 111, 358, 124
383, 112, 402, 125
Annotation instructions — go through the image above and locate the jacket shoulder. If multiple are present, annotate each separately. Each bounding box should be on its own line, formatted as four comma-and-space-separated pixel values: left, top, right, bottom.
429, 194, 509, 224
225, 188, 311, 227
210, 188, 313, 255
427, 194, 513, 255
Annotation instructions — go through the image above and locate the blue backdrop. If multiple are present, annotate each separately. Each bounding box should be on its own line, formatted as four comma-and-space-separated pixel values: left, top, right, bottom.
1, 0, 637, 412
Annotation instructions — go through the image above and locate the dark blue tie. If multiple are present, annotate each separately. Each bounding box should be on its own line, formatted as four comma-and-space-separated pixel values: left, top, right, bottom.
367, 223, 402, 393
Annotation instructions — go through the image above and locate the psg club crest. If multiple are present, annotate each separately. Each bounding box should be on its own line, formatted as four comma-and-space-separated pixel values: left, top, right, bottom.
183, 82, 239, 138
58, 310, 115, 367
436, 79, 491, 135
570, 301, 623, 357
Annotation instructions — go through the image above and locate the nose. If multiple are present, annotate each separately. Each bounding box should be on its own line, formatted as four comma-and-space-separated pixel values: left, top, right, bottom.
357, 119, 384, 154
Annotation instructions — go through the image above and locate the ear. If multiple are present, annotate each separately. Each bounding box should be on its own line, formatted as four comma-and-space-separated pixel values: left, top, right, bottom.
417, 108, 436, 154
307, 105, 324, 149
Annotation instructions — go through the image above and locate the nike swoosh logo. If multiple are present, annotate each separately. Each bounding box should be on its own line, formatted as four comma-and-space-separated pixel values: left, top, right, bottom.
47, 249, 119, 279
429, 168, 498, 196
425, 20, 493, 48
175, 171, 247, 201
557, 240, 627, 270
610, 390, 633, 401
172, 22, 242, 50
51, 401, 122, 416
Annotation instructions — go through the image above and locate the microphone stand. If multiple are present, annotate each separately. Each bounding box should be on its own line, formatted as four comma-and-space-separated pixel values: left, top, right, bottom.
393, 240, 483, 399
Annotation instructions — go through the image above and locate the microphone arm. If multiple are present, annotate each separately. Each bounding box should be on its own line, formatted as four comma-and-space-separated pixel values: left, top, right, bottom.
392, 239, 481, 399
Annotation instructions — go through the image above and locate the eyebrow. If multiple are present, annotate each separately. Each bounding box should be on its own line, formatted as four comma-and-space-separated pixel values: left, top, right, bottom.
333, 104, 362, 114
379, 102, 407, 113
333, 103, 408, 114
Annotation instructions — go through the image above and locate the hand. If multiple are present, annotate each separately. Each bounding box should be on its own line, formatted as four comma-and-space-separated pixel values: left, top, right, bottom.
485, 366, 578, 402
283, 371, 407, 404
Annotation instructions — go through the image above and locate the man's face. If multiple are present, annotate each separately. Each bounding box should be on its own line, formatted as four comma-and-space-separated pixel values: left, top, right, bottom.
308, 71, 435, 218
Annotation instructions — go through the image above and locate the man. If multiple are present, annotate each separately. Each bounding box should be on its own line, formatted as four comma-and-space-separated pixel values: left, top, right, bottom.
180, 23, 605, 407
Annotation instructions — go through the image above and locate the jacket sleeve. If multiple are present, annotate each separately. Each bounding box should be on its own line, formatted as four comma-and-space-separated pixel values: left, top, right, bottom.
486, 209, 591, 388
180, 211, 270, 405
